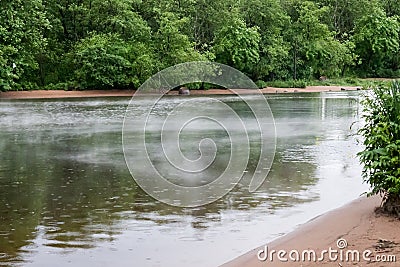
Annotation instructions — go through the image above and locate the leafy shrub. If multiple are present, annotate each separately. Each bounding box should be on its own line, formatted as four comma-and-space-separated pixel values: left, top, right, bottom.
344, 78, 358, 85
68, 34, 129, 89
212, 17, 260, 74
376, 68, 400, 78
68, 33, 155, 89
255, 80, 268, 89
358, 81, 400, 216
265, 80, 307, 88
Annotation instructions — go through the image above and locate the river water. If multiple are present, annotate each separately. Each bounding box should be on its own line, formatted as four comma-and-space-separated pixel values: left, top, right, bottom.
0, 91, 368, 267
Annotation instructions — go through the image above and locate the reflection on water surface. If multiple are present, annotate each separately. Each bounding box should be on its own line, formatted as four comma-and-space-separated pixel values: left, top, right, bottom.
0, 92, 367, 266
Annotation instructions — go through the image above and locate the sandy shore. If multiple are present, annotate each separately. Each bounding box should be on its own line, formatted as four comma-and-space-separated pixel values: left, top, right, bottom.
222, 195, 400, 267
0, 86, 361, 99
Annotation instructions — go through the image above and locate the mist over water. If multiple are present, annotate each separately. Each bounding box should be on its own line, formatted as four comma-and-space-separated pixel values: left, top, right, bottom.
0, 92, 368, 267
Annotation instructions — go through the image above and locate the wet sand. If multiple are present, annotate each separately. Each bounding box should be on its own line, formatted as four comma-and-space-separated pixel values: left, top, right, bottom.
0, 86, 361, 99
222, 195, 400, 267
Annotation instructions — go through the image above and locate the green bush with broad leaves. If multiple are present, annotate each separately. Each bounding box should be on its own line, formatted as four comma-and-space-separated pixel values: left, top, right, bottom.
69, 33, 133, 89
358, 81, 400, 216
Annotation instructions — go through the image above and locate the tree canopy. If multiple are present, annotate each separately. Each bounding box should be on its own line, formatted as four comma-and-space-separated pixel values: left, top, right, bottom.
0, 0, 399, 90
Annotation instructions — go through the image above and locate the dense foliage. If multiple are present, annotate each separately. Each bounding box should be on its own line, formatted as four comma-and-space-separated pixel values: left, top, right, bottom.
1, 0, 400, 90
358, 82, 400, 216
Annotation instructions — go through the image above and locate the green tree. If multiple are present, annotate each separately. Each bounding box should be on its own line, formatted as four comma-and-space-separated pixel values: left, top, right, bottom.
213, 16, 260, 74
1, 0, 400, 90
241, 0, 291, 80
69, 33, 137, 89
352, 6, 400, 76
89, 0, 150, 42
285, 1, 355, 79
46, 0, 90, 45
382, 0, 400, 17
0, 0, 49, 90
40, 0, 155, 88
153, 10, 207, 70
315, 0, 383, 39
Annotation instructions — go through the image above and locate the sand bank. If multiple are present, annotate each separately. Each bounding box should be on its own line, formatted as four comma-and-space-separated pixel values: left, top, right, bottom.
0, 86, 361, 99
222, 195, 400, 267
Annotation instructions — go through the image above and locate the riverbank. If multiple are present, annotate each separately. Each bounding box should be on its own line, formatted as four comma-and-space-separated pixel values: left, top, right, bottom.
222, 195, 400, 267
0, 86, 361, 99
